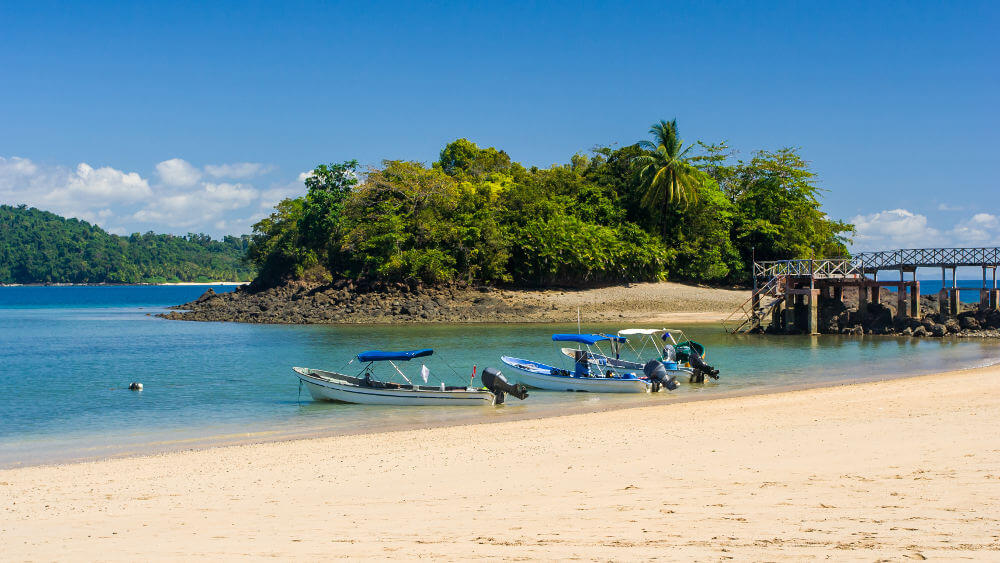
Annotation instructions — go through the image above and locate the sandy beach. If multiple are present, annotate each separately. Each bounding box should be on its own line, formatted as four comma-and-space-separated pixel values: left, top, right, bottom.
3, 367, 998, 560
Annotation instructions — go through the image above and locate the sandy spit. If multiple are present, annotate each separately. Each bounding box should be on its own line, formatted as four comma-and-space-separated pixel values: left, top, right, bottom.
2, 367, 999, 560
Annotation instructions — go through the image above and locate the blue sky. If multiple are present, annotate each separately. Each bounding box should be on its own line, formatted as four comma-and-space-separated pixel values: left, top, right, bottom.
1, 1, 997, 246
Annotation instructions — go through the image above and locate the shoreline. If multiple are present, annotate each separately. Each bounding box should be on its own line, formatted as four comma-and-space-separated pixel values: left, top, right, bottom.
5, 359, 996, 471
4, 364, 999, 559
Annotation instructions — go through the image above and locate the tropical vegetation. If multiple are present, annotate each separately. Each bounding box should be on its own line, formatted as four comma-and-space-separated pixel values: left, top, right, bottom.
247, 120, 853, 287
0, 205, 252, 284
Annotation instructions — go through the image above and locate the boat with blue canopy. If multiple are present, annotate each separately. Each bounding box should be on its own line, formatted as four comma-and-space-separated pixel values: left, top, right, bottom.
501, 333, 679, 393
293, 348, 528, 406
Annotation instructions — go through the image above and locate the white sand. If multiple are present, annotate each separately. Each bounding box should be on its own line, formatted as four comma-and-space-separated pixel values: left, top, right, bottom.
3, 367, 999, 560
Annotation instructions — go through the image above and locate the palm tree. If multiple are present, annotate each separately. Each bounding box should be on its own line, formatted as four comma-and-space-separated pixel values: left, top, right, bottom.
633, 119, 702, 237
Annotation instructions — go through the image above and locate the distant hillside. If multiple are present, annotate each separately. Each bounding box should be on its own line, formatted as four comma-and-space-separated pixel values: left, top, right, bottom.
0, 205, 254, 284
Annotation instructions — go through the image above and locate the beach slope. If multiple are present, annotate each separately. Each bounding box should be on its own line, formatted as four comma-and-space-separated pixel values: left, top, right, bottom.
3, 368, 999, 560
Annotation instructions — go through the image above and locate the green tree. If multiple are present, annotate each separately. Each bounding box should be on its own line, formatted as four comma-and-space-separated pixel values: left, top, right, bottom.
299, 160, 359, 268
633, 119, 705, 237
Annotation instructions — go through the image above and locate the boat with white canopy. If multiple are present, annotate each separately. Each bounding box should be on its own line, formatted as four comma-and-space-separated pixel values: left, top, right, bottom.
293, 349, 528, 406
501, 333, 679, 393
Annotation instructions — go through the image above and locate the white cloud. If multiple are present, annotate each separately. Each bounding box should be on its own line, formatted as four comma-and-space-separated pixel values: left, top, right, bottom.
44, 163, 152, 207
155, 158, 202, 187
297, 170, 314, 183
937, 203, 964, 212
0, 156, 39, 184
133, 182, 259, 229
851, 208, 1000, 251
850, 209, 942, 250
951, 213, 1000, 245
204, 162, 275, 179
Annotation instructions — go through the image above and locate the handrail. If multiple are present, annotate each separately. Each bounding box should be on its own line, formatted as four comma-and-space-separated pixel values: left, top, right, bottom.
754, 247, 1000, 279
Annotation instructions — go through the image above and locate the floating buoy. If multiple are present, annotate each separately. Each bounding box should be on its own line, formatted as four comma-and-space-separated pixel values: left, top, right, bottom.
128, 382, 143, 391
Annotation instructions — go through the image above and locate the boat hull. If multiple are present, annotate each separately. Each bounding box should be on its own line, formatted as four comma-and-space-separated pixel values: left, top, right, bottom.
500, 356, 650, 393
293, 367, 496, 406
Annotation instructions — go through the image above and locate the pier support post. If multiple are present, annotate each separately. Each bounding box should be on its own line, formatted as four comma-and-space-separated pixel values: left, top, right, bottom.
910, 281, 920, 318
807, 289, 820, 335
785, 293, 796, 331
949, 288, 960, 316
771, 298, 785, 330
858, 283, 869, 320
834, 285, 843, 301
896, 284, 908, 319
871, 284, 881, 305
938, 289, 949, 316
991, 289, 1000, 310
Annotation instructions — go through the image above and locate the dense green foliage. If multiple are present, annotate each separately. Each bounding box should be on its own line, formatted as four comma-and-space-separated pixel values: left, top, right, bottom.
0, 205, 253, 284
248, 121, 853, 287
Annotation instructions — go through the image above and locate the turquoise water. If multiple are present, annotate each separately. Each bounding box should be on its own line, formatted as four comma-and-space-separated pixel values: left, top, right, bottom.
898, 279, 997, 302
2, 285, 1000, 467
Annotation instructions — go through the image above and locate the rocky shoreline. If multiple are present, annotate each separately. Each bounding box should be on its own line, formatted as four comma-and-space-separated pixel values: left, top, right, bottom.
156, 279, 750, 324
764, 286, 1000, 338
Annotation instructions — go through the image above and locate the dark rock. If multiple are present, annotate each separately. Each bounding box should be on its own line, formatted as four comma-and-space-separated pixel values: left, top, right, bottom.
959, 315, 981, 330
195, 288, 216, 303
930, 324, 947, 337
944, 318, 961, 333
912, 326, 928, 337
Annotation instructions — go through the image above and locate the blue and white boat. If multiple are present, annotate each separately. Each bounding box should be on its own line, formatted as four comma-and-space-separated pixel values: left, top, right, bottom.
501, 334, 677, 393
294, 349, 528, 406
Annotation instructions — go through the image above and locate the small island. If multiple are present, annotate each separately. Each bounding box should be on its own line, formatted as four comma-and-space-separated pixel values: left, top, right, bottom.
162, 121, 850, 323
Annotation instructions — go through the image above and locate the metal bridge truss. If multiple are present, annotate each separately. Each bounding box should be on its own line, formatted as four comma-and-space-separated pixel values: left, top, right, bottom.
754, 247, 1000, 280
727, 247, 1000, 334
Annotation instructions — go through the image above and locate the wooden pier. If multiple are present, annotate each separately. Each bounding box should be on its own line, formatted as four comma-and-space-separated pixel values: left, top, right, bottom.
723, 247, 1000, 334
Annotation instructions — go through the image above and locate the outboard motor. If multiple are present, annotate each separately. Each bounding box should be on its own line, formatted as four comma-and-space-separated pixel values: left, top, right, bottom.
643, 360, 679, 392
481, 367, 529, 404
687, 348, 720, 381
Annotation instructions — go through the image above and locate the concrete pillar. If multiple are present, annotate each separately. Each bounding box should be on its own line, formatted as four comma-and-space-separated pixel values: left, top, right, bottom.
991, 289, 1000, 310
949, 288, 960, 316
872, 284, 882, 305
785, 293, 796, 330
833, 285, 843, 301
771, 298, 785, 330
910, 281, 920, 318
897, 284, 908, 319
938, 289, 949, 316
858, 283, 869, 321
806, 289, 820, 335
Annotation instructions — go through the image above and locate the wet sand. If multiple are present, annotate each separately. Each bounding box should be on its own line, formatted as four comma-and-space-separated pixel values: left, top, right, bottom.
3, 366, 998, 560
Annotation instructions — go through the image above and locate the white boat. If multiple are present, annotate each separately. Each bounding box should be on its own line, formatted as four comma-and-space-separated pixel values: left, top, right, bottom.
293, 349, 528, 406
501, 333, 682, 393
615, 328, 719, 381
500, 354, 651, 393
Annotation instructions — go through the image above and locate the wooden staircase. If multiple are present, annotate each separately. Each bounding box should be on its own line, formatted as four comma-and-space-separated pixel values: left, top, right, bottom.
722, 275, 787, 334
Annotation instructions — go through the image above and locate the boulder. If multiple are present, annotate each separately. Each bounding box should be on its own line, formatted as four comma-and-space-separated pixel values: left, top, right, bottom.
930, 324, 947, 337
912, 326, 928, 337
944, 318, 961, 333
959, 315, 981, 330
901, 326, 913, 336
195, 288, 216, 303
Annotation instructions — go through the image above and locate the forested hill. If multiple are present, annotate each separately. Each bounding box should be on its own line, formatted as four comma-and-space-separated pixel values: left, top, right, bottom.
0, 205, 254, 284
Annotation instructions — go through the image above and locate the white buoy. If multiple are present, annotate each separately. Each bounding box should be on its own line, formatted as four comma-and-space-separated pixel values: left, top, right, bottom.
128, 382, 143, 391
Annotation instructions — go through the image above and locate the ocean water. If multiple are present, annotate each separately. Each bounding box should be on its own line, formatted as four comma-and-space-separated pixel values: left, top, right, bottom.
902, 279, 999, 303
2, 285, 999, 467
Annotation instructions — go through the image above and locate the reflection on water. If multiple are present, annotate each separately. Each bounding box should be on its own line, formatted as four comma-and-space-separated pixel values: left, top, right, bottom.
2, 285, 999, 467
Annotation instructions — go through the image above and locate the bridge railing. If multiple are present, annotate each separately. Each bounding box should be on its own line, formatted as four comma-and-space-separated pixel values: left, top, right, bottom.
754, 247, 1000, 279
